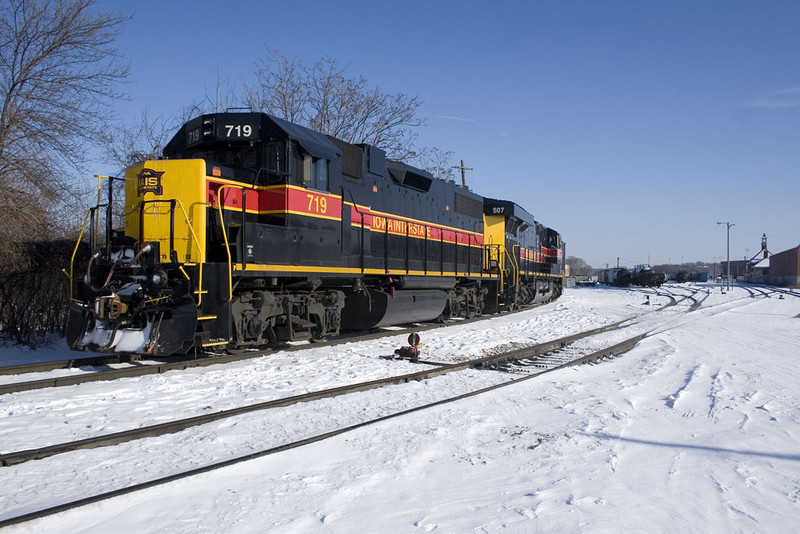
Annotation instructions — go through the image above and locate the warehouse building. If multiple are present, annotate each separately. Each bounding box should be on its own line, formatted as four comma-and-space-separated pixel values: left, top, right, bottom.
767, 245, 800, 287
733, 234, 799, 287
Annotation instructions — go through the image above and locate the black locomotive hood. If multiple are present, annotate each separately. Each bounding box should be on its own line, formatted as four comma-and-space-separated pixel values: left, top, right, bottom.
268, 114, 342, 161
163, 112, 342, 162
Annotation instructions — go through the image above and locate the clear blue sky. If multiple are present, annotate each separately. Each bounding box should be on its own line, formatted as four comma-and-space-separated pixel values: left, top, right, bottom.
97, 0, 800, 268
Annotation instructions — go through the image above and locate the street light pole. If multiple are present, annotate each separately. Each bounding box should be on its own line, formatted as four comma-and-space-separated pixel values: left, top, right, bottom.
717, 221, 734, 291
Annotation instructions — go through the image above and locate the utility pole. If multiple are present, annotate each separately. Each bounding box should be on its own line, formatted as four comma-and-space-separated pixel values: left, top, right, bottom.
717, 221, 734, 291
452, 160, 473, 187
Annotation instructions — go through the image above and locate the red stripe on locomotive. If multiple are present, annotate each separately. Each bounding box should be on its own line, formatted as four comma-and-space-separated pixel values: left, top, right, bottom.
206, 181, 483, 246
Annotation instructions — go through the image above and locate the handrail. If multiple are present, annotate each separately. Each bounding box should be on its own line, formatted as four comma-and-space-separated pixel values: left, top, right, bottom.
93, 175, 119, 258
482, 243, 503, 288
93, 175, 104, 248
508, 245, 520, 289
174, 199, 205, 306
213, 185, 242, 302
499, 247, 504, 290
173, 200, 203, 260
138, 198, 207, 306
64, 208, 93, 301
67, 179, 208, 306
344, 192, 365, 273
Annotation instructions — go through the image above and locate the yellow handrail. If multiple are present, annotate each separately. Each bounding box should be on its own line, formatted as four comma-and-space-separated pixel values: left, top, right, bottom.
67, 181, 209, 307
138, 198, 207, 306
64, 208, 93, 301
498, 246, 505, 292
94, 175, 108, 203
175, 199, 205, 306
214, 185, 238, 302
484, 243, 503, 288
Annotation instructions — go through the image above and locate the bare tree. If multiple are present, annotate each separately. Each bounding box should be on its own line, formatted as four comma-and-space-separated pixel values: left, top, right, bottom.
243, 49, 425, 160
104, 109, 175, 169
103, 68, 240, 174
411, 147, 457, 182
245, 49, 306, 124
109, 50, 445, 189
567, 257, 595, 276
185, 68, 238, 117
0, 0, 129, 267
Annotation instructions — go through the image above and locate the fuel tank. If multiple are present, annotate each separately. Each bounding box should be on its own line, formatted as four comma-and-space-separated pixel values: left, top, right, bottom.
340, 289, 447, 330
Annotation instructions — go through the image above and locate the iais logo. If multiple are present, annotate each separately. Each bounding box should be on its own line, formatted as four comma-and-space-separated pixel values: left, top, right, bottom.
137, 168, 165, 196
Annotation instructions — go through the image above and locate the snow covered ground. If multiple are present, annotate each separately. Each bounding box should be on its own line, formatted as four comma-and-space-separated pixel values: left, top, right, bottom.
1, 284, 799, 533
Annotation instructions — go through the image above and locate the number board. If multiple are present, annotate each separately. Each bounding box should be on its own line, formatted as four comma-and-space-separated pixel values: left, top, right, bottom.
216, 123, 260, 141
186, 127, 203, 147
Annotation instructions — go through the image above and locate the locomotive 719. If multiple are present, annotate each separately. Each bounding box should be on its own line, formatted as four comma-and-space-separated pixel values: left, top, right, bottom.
66, 112, 564, 356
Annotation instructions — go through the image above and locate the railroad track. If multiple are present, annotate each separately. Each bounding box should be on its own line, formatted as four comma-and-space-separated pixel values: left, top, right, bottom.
771, 287, 800, 299
0, 285, 696, 400
0, 289, 662, 396
0, 322, 645, 528
0, 354, 137, 376
742, 284, 799, 299
676, 286, 708, 311
0, 318, 495, 396
643, 283, 775, 339
4, 284, 769, 395
0, 286, 699, 527
0, 320, 630, 468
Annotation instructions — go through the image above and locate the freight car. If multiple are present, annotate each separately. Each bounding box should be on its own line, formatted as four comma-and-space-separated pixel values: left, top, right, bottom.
597, 268, 631, 287
597, 265, 665, 287
66, 112, 564, 356
631, 265, 666, 287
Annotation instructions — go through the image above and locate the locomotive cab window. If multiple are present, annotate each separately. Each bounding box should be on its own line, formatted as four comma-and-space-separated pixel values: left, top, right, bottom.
299, 153, 329, 191
546, 228, 561, 248
259, 139, 288, 185
191, 146, 257, 182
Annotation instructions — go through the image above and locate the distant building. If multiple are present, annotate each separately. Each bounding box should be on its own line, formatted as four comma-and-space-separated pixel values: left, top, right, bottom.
749, 256, 770, 278
726, 259, 750, 279
740, 234, 800, 287
768, 246, 800, 287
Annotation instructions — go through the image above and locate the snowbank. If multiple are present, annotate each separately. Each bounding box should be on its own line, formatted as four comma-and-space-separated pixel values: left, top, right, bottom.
1, 285, 799, 533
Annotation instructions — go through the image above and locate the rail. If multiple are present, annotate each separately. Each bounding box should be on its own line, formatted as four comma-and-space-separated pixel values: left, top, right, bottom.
0, 325, 645, 528
0, 284, 572, 397
0, 319, 631, 467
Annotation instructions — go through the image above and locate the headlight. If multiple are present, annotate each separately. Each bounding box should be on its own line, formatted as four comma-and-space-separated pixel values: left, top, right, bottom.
151, 269, 168, 287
